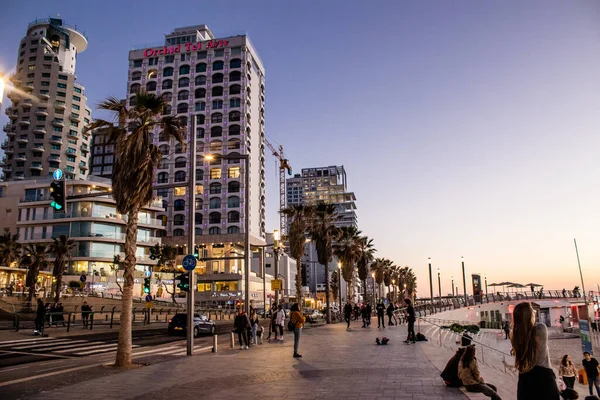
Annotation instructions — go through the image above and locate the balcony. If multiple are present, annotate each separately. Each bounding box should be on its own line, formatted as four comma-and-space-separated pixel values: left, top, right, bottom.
33, 127, 47, 134
4, 147, 14, 154
48, 155, 60, 161
79, 162, 88, 170
22, 82, 34, 91
14, 175, 25, 180
54, 102, 66, 111
81, 144, 89, 152
35, 110, 49, 117
32, 145, 45, 153
18, 120, 30, 127
17, 137, 29, 144
52, 120, 65, 128
69, 114, 81, 122
1, 140, 8, 150
8, 112, 18, 121
15, 155, 27, 162
49, 137, 62, 145
2, 165, 11, 172
30, 163, 43, 171
38, 92, 50, 100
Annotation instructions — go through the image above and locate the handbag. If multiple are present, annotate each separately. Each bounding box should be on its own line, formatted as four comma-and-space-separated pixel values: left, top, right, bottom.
288, 319, 295, 331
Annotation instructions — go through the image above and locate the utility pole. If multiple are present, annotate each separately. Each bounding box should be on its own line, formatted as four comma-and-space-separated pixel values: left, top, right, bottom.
428, 258, 433, 303
461, 257, 468, 307
186, 118, 197, 356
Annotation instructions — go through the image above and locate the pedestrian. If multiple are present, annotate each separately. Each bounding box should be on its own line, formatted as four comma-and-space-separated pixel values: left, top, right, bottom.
386, 302, 395, 326
404, 298, 416, 343
81, 301, 92, 329
267, 309, 277, 340
583, 351, 600, 396
361, 304, 369, 328
275, 305, 285, 340
366, 303, 372, 327
502, 320, 510, 339
511, 302, 560, 400
34, 298, 45, 335
353, 304, 359, 321
376, 300, 385, 328
250, 309, 259, 345
233, 308, 250, 349
49, 302, 57, 326
344, 301, 353, 331
290, 303, 306, 358
559, 354, 577, 390
458, 345, 502, 400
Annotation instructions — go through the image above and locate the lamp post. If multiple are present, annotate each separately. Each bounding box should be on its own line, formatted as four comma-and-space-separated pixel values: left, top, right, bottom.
403, 283, 407, 301
451, 276, 455, 297
371, 272, 376, 303
428, 257, 433, 303
461, 256, 468, 307
273, 230, 282, 306
337, 262, 342, 307
392, 279, 396, 303
437, 268, 441, 301
484, 275, 488, 296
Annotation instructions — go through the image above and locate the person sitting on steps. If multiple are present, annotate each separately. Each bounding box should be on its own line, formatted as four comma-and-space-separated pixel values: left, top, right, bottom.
458, 345, 502, 400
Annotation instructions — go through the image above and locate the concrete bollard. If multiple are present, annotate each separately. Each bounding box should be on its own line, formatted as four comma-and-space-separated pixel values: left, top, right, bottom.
230, 331, 235, 348
212, 334, 218, 353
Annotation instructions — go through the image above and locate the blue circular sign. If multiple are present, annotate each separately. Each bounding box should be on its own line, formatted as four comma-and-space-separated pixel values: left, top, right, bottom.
182, 255, 197, 271
53, 169, 63, 180
144, 270, 151, 277
80, 273, 87, 283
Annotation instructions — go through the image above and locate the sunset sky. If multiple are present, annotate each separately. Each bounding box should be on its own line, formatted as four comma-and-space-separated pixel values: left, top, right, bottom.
1, 1, 599, 294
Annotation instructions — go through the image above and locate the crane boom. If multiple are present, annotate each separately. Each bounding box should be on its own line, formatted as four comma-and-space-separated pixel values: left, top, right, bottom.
264, 138, 292, 236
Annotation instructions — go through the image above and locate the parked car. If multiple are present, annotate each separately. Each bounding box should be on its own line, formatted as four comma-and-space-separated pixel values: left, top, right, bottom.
168, 313, 216, 337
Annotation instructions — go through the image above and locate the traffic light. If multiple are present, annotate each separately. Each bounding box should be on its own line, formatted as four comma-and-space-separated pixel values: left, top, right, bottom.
143, 278, 151, 294
176, 273, 189, 292
49, 180, 66, 212
301, 263, 308, 286
193, 245, 199, 259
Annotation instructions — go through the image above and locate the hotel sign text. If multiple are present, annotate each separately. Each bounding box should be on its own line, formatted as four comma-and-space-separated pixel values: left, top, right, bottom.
143, 40, 230, 57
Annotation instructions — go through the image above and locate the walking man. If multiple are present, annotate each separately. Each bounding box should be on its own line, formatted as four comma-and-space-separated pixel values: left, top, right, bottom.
34, 298, 45, 335
366, 303, 372, 327
583, 351, 600, 396
404, 298, 416, 343
376, 300, 385, 328
344, 301, 353, 331
81, 301, 92, 329
502, 320, 510, 339
234, 308, 250, 349
386, 302, 395, 326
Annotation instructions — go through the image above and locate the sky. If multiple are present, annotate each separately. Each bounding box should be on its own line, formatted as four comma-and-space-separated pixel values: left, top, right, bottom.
1, 1, 600, 295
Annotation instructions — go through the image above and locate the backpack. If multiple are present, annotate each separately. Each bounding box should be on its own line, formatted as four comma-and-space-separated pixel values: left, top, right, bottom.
416, 332, 428, 342
287, 319, 295, 331
440, 347, 465, 387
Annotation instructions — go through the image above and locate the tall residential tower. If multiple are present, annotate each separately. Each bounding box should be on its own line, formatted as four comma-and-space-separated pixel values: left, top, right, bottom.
1, 18, 92, 181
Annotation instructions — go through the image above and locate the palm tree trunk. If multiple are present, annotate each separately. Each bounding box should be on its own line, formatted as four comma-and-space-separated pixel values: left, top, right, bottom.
324, 264, 331, 323
346, 278, 352, 304
54, 260, 64, 302
363, 279, 367, 303
27, 265, 38, 309
295, 258, 303, 308
115, 207, 139, 367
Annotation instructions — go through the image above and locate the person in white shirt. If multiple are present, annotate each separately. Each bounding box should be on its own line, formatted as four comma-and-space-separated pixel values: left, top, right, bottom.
275, 305, 285, 340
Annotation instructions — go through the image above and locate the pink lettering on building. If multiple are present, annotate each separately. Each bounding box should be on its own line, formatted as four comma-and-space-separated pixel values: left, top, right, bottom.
143, 40, 229, 57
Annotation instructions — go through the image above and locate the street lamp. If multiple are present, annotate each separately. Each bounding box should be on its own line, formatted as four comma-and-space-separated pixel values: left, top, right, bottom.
392, 279, 396, 303
461, 256, 468, 307
337, 262, 342, 307
371, 272, 376, 303
484, 275, 488, 296
272, 229, 284, 306
428, 257, 433, 303
437, 268, 441, 301
451, 276, 455, 297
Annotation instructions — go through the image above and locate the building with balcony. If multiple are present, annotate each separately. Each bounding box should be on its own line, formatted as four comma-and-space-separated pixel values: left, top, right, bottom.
1, 18, 92, 182
126, 25, 267, 305
0, 176, 165, 293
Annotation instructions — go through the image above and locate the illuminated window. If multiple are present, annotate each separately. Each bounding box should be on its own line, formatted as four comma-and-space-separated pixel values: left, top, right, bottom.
210, 169, 221, 179
174, 187, 186, 196
228, 167, 240, 178
195, 185, 203, 195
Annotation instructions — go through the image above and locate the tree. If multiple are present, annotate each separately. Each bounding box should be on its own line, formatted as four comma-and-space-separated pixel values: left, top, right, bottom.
109, 255, 124, 294
49, 235, 76, 302
86, 92, 184, 367
21, 243, 49, 307
333, 226, 362, 302
282, 204, 313, 308
356, 236, 375, 304
331, 270, 339, 303
370, 258, 390, 301
150, 244, 178, 303
0, 232, 22, 267
307, 202, 340, 324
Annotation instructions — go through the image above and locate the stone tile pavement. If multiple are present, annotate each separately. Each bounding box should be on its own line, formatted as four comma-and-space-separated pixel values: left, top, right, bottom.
29, 320, 517, 400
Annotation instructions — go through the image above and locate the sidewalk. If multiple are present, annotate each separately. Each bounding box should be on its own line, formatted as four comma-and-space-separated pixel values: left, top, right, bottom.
30, 321, 470, 400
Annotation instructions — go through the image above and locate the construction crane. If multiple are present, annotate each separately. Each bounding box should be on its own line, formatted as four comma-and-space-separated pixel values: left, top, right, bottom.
265, 138, 292, 236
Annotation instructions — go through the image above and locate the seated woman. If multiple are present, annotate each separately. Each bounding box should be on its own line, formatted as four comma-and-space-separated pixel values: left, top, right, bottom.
458, 345, 502, 400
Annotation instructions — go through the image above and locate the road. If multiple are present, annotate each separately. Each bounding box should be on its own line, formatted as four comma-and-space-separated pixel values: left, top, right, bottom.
0, 323, 234, 399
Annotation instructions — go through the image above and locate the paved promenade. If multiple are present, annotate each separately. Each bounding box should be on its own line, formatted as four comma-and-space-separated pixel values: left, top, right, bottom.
29, 319, 479, 400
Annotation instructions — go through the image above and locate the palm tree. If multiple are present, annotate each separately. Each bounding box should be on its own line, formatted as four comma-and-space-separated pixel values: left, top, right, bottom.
0, 232, 22, 267
331, 270, 340, 303
149, 244, 178, 303
86, 92, 184, 367
333, 226, 362, 303
370, 258, 391, 301
21, 243, 49, 307
307, 202, 340, 324
356, 236, 375, 303
49, 235, 76, 302
282, 204, 314, 307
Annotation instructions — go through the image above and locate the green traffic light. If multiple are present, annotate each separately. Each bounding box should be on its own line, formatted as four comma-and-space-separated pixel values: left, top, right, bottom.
143, 287, 150, 294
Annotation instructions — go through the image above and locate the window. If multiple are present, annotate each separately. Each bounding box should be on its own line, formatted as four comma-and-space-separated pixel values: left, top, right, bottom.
177, 90, 189, 101
174, 199, 185, 211
133, 60, 142, 67
175, 157, 187, 168
157, 172, 168, 183
211, 86, 223, 97
73, 104, 80, 110
195, 88, 206, 99
127, 83, 140, 94
211, 113, 223, 123
175, 143, 183, 154
174, 214, 185, 225
210, 169, 222, 179
174, 171, 186, 182
129, 97, 137, 106
213, 61, 224, 70
227, 140, 240, 150
162, 80, 173, 89
212, 100, 223, 110
181, 53, 190, 62
177, 77, 189, 87
229, 111, 241, 121
173, 228, 184, 236
209, 212, 221, 224
229, 71, 241, 82
164, 55, 174, 64
196, 169, 204, 180
210, 183, 221, 194
227, 226, 240, 234
57, 91, 66, 97
148, 57, 158, 66
58, 74, 67, 80
230, 58, 242, 68
163, 67, 174, 77
209, 141, 222, 152
132, 71, 142, 81
229, 125, 240, 136
67, 155, 75, 162
209, 227, 221, 235
73, 95, 81, 102
156, 188, 169, 198
36, 116, 46, 121
162, 105, 172, 115
74, 87, 82, 93
146, 81, 157, 91
228, 167, 240, 178
195, 102, 205, 112
57, 82, 67, 89
230, 84, 241, 95
195, 75, 206, 86
215, 49, 224, 57
229, 98, 241, 108
176, 103, 188, 114
228, 211, 240, 223
179, 65, 190, 75
196, 115, 205, 125
228, 181, 240, 193
228, 196, 240, 207
212, 73, 224, 84
211, 126, 222, 137
197, 51, 207, 59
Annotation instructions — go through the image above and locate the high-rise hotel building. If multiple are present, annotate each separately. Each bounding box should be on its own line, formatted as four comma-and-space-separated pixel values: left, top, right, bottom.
126, 25, 267, 303
1, 18, 92, 181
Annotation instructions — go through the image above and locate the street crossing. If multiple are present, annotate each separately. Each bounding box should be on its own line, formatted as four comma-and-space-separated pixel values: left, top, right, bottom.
0, 337, 140, 358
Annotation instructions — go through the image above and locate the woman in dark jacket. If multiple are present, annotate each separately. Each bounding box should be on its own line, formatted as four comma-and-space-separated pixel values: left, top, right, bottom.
233, 309, 250, 350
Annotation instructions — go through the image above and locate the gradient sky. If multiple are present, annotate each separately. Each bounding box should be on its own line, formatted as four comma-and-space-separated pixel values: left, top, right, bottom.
1, 1, 600, 294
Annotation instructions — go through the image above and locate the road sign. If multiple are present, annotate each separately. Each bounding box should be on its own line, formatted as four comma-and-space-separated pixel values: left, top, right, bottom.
182, 255, 197, 271
144, 270, 151, 278
580, 320, 593, 355
271, 279, 282, 291
53, 169, 63, 180
145, 301, 153, 309
80, 274, 87, 283
145, 294, 153, 302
